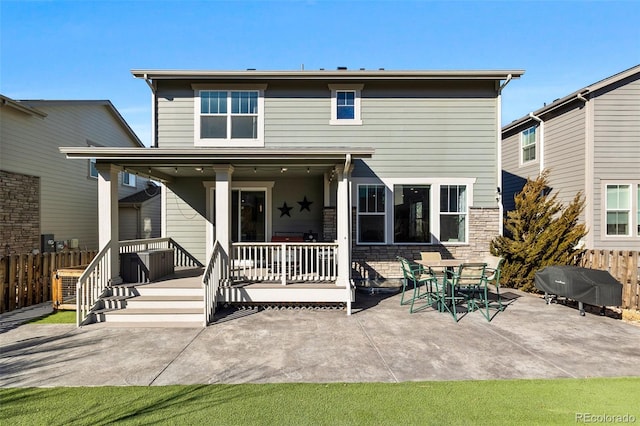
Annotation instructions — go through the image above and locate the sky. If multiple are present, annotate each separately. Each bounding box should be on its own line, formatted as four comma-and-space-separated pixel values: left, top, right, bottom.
1, 0, 639, 147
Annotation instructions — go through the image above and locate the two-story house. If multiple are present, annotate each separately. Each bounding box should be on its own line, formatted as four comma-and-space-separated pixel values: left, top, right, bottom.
501, 65, 640, 251
61, 68, 522, 321
1, 95, 159, 254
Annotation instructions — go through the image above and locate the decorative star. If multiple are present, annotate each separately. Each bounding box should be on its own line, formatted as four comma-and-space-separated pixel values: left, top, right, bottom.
298, 196, 313, 212
278, 202, 293, 217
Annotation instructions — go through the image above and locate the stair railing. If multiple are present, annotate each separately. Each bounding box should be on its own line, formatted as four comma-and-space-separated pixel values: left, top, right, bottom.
76, 242, 112, 326
203, 240, 229, 326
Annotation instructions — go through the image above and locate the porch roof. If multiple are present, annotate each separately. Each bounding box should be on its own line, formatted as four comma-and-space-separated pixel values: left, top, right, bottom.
59, 146, 374, 181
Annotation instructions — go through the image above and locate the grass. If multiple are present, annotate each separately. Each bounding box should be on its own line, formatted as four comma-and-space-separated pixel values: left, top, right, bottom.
26, 310, 75, 324
1, 378, 639, 425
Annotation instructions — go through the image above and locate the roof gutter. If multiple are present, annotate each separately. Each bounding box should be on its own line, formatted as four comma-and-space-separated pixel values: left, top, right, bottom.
498, 73, 513, 93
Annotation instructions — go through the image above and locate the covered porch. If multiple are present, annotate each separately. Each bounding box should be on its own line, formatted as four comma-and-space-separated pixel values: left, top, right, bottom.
60, 147, 373, 325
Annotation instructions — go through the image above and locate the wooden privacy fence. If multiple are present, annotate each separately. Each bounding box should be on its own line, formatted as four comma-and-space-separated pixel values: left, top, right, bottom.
577, 250, 640, 311
0, 250, 97, 314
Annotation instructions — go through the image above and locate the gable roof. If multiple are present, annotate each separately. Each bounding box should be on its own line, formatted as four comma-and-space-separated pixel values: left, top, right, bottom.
119, 183, 161, 204
502, 64, 640, 134
2, 98, 144, 147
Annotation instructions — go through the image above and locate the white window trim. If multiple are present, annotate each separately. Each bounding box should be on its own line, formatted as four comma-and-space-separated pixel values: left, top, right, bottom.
520, 126, 537, 165
193, 84, 267, 147
603, 182, 638, 239
122, 172, 136, 187
329, 84, 363, 126
351, 177, 475, 245
355, 183, 387, 245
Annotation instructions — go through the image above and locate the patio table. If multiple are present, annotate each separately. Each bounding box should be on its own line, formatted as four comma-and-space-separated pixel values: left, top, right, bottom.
416, 258, 469, 312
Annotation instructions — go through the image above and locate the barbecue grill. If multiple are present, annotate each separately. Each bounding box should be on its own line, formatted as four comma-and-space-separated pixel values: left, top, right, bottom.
534, 266, 622, 316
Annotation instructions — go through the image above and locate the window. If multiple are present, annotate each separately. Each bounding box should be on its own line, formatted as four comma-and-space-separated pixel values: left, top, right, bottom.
440, 185, 467, 243
521, 126, 536, 163
122, 172, 136, 187
193, 85, 265, 147
357, 185, 385, 243
89, 158, 98, 179
329, 84, 363, 125
394, 185, 431, 243
606, 184, 630, 236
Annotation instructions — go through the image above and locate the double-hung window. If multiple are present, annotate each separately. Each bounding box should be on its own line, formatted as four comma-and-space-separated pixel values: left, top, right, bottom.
357, 185, 385, 243
440, 185, 467, 242
193, 85, 266, 147
521, 126, 536, 163
605, 184, 631, 236
329, 84, 363, 125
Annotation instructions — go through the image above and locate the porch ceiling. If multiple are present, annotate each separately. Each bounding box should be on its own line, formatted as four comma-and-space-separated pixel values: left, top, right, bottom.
59, 146, 374, 181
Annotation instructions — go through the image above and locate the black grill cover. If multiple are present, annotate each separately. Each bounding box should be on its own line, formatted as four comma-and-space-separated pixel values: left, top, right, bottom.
534, 266, 622, 306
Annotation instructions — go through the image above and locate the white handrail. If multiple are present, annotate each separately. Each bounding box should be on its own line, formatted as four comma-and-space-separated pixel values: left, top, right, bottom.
76, 242, 112, 327
202, 240, 228, 325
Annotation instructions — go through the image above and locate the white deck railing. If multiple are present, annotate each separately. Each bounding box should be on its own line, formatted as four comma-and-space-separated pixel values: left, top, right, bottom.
203, 240, 228, 325
76, 243, 111, 326
119, 237, 203, 268
231, 242, 338, 284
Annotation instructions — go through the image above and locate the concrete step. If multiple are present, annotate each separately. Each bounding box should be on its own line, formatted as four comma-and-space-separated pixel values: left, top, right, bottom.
134, 282, 202, 297
87, 321, 204, 329
125, 295, 204, 310
102, 308, 203, 323
101, 295, 134, 309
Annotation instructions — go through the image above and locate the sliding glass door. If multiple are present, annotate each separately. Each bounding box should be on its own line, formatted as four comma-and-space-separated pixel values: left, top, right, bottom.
231, 190, 266, 242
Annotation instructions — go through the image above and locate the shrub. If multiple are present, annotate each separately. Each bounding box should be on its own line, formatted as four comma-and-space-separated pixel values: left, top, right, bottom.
491, 170, 587, 292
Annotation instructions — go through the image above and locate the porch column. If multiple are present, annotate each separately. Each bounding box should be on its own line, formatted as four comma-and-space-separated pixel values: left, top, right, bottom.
97, 163, 122, 284
213, 165, 234, 258
335, 163, 352, 314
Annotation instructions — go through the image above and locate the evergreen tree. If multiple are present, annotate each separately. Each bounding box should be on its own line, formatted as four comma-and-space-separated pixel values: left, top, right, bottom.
491, 170, 587, 292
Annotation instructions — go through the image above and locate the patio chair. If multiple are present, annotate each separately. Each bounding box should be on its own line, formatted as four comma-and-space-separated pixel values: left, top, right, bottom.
397, 257, 440, 312
420, 251, 447, 278
445, 262, 489, 322
484, 255, 505, 312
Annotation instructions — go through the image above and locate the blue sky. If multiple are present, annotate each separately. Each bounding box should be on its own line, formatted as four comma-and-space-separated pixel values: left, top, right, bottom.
1, 0, 638, 146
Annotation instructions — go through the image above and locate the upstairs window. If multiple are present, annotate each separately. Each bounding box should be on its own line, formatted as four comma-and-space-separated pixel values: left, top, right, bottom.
329, 84, 363, 125
193, 85, 265, 147
606, 184, 630, 236
521, 126, 536, 163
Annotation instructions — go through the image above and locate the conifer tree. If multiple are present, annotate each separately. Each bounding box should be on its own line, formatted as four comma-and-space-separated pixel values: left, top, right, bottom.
490, 170, 587, 291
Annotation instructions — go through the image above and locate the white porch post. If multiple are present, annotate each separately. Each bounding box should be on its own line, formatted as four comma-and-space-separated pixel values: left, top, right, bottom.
97, 163, 122, 284
335, 164, 352, 315
213, 165, 234, 258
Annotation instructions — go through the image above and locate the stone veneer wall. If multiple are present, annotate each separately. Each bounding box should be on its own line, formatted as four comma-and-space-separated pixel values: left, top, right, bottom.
0, 170, 40, 254
351, 207, 501, 283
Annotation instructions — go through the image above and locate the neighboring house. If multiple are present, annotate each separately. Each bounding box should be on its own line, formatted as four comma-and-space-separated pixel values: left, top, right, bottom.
0, 95, 158, 253
60, 68, 523, 313
501, 65, 640, 250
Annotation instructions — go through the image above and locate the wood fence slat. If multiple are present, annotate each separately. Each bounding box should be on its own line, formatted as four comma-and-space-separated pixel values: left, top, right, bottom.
34, 254, 42, 304
27, 254, 34, 306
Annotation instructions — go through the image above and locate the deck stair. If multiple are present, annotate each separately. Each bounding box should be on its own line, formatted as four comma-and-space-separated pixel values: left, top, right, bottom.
93, 277, 204, 328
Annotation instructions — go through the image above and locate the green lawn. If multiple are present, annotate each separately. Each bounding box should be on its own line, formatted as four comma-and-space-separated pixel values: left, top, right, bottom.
27, 310, 76, 324
1, 378, 638, 425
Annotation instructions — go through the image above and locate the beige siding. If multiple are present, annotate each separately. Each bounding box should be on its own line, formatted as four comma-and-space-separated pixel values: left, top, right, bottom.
544, 106, 586, 210
592, 76, 640, 249
1, 103, 140, 250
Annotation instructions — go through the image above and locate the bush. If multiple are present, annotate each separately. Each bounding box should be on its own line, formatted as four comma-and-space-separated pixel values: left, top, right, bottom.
491, 170, 587, 292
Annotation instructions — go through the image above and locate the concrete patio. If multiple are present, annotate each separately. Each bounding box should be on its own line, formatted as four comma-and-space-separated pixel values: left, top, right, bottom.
1, 288, 640, 387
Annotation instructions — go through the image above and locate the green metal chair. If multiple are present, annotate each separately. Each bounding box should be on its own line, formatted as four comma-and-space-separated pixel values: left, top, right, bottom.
445, 262, 488, 322
397, 257, 440, 313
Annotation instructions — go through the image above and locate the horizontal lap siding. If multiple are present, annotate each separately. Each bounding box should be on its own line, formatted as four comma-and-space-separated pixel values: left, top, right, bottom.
164, 180, 206, 263
544, 106, 586, 213
592, 77, 640, 249
1, 104, 139, 250
157, 86, 194, 148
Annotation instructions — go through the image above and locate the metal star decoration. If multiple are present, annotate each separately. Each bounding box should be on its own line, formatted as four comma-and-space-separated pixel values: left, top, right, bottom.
278, 202, 293, 217
298, 196, 313, 212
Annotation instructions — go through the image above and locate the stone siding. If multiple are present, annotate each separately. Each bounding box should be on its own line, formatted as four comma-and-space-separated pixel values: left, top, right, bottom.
351, 207, 501, 282
0, 170, 40, 254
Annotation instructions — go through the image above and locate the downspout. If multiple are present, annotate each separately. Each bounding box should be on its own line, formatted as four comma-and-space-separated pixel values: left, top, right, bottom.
528, 112, 545, 175
496, 75, 512, 236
